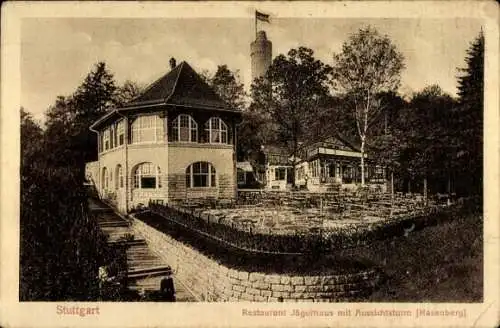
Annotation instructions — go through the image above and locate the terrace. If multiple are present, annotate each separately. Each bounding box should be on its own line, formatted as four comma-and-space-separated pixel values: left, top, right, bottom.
144, 190, 460, 254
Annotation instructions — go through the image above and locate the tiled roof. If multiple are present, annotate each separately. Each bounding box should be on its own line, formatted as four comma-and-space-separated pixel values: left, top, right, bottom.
302, 133, 360, 152
261, 144, 290, 156
124, 61, 230, 110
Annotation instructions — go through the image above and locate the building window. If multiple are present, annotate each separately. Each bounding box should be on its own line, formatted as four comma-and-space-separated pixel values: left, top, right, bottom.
117, 120, 125, 146
104, 129, 110, 151
185, 162, 216, 188
102, 167, 108, 190
131, 115, 164, 144
310, 160, 319, 178
110, 126, 115, 149
327, 164, 335, 177
204, 117, 228, 144
99, 133, 104, 153
296, 166, 305, 180
116, 164, 123, 189
275, 167, 286, 181
133, 162, 161, 189
343, 165, 354, 183
172, 114, 197, 142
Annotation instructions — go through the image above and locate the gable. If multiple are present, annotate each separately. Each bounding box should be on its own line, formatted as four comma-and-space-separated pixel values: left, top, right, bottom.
321, 136, 358, 152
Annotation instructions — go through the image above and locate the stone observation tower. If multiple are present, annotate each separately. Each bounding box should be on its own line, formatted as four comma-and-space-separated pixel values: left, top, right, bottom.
250, 31, 272, 82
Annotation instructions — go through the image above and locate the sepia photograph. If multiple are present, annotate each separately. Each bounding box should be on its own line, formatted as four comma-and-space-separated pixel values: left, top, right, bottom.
2, 1, 499, 327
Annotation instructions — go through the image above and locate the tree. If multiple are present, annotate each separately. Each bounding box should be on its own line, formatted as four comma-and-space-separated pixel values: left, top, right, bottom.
112, 80, 144, 107
251, 47, 333, 186
405, 85, 457, 196
44, 95, 81, 168
21, 107, 43, 163
368, 92, 408, 200
236, 108, 277, 163
72, 62, 117, 165
454, 31, 484, 196
21, 63, 135, 301
21, 107, 107, 300
333, 26, 405, 185
44, 62, 117, 174
209, 65, 246, 111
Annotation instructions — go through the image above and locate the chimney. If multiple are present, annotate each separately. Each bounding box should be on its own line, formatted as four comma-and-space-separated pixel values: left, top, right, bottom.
169, 57, 177, 69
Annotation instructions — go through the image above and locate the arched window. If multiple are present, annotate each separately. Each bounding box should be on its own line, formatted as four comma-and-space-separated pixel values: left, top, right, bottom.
102, 167, 108, 190
172, 114, 198, 142
131, 115, 164, 144
185, 162, 216, 188
133, 162, 161, 189
115, 164, 123, 189
204, 117, 228, 144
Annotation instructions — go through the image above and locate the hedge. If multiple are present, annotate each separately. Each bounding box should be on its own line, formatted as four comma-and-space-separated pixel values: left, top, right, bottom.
145, 198, 476, 254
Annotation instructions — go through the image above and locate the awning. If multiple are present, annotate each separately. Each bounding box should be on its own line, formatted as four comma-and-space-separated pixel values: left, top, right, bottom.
237, 162, 254, 172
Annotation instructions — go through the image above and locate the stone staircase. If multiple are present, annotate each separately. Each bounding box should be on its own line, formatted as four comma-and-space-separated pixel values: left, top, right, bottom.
88, 197, 196, 301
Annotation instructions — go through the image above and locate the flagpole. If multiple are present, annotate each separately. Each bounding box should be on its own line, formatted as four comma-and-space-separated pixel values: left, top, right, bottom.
255, 11, 257, 38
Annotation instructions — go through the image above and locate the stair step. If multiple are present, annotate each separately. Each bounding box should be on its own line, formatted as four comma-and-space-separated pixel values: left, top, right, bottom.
129, 265, 172, 276
128, 270, 172, 280
99, 221, 129, 227
109, 239, 147, 246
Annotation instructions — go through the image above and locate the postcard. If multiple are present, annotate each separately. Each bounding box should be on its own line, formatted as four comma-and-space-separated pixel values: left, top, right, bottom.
1, 1, 498, 327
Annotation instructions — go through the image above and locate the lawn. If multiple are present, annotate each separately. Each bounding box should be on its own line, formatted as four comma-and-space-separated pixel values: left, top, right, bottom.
356, 206, 483, 302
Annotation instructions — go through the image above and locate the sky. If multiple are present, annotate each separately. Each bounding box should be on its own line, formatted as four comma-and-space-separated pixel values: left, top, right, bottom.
21, 17, 482, 122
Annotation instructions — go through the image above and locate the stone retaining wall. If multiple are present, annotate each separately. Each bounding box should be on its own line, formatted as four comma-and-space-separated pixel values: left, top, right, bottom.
131, 217, 381, 302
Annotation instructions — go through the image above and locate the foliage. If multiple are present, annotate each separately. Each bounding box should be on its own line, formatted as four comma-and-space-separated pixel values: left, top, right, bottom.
44, 62, 118, 170
236, 109, 278, 163
453, 31, 484, 195
209, 65, 246, 111
365, 207, 482, 302
332, 26, 405, 185
20, 109, 109, 300
405, 85, 457, 180
20, 61, 136, 301
250, 47, 333, 185
112, 80, 144, 108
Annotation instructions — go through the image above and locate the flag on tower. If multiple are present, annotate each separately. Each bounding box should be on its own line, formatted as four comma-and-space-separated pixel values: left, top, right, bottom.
256, 10, 270, 23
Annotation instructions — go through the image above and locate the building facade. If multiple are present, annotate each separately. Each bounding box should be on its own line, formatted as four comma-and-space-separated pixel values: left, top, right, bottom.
85, 60, 241, 212
258, 136, 387, 192
259, 145, 295, 190
294, 136, 387, 192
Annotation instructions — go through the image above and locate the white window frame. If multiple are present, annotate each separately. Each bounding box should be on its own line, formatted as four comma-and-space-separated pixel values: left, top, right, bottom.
185, 162, 216, 188
117, 120, 125, 146
103, 129, 110, 151
274, 167, 286, 181
310, 160, 319, 178
102, 167, 108, 190
131, 115, 164, 144
133, 163, 161, 189
116, 164, 123, 189
204, 117, 228, 144
110, 125, 115, 149
172, 114, 198, 142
